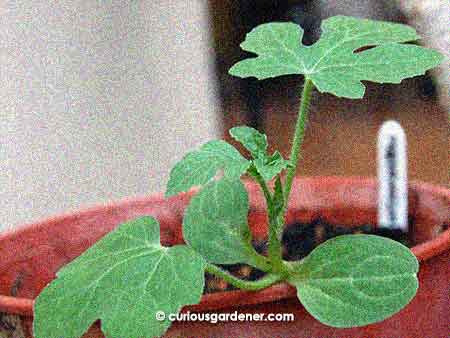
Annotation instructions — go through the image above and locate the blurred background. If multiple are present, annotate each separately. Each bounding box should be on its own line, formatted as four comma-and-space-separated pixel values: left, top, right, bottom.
1, 1, 448, 231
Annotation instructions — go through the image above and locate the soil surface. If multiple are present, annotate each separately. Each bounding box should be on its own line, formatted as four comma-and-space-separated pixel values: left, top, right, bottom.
0, 313, 25, 338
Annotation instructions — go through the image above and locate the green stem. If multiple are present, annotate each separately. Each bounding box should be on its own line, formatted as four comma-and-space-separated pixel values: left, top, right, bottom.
266, 79, 314, 272
248, 79, 315, 277
267, 213, 285, 273
252, 170, 286, 274
253, 171, 272, 203
246, 246, 272, 272
205, 263, 282, 291
282, 79, 314, 211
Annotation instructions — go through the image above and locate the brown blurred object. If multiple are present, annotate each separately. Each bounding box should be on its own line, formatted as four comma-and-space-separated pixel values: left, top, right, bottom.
261, 77, 449, 186
208, 0, 301, 138
209, 0, 449, 186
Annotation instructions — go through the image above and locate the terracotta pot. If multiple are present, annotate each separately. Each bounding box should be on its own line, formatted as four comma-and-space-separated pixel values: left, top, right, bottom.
0, 177, 449, 338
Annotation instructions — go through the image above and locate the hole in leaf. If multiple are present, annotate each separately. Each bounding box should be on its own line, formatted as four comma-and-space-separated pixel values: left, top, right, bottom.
354, 45, 376, 53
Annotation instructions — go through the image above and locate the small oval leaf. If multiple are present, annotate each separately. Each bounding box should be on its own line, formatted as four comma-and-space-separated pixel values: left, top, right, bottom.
288, 234, 418, 327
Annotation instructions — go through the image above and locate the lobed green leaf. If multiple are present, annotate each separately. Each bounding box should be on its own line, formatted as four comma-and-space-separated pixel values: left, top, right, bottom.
288, 235, 419, 327
229, 125, 268, 159
230, 126, 289, 181
34, 217, 206, 338
254, 151, 291, 182
166, 140, 250, 197
229, 16, 444, 98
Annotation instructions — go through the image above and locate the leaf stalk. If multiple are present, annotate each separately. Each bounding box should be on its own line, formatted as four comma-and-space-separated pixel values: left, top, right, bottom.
283, 78, 314, 205
205, 263, 283, 291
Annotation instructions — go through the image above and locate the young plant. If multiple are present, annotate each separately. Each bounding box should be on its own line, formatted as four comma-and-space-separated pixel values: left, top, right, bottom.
34, 16, 443, 338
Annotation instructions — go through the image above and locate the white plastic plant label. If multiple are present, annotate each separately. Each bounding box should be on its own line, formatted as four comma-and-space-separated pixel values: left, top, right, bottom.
377, 120, 408, 232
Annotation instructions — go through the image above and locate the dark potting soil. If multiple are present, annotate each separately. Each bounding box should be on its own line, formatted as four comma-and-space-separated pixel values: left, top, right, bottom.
0, 312, 25, 338
204, 220, 411, 294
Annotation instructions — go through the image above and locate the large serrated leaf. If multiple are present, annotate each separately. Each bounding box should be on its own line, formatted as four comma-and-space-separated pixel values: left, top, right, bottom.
183, 178, 257, 265
229, 16, 444, 98
288, 235, 418, 327
34, 217, 206, 338
166, 140, 250, 197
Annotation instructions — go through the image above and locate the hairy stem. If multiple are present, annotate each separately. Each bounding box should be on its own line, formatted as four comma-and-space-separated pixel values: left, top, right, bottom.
253, 171, 273, 203
251, 170, 286, 274
283, 79, 314, 205
267, 79, 314, 272
268, 212, 285, 273
246, 245, 272, 272
205, 263, 283, 291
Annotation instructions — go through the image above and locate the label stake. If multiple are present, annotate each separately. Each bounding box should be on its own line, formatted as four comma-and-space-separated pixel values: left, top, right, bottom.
377, 120, 408, 232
